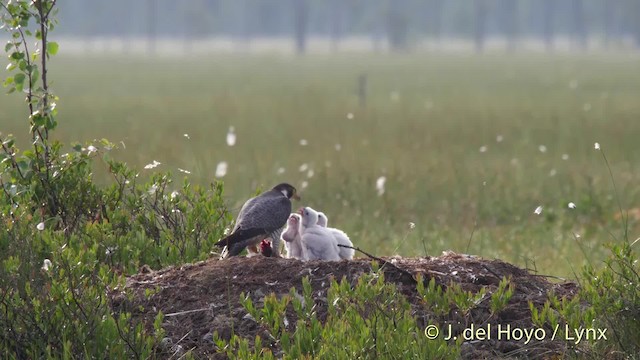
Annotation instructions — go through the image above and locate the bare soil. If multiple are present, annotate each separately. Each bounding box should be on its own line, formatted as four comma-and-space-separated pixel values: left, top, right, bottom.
111, 252, 580, 359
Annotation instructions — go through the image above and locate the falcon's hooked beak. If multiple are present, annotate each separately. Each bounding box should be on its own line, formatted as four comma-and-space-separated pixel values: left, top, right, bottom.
292, 192, 301, 201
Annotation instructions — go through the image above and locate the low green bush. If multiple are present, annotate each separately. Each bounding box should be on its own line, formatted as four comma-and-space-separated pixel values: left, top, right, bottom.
215, 269, 460, 359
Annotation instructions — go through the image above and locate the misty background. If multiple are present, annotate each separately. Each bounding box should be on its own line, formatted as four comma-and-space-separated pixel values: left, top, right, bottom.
50, 0, 640, 55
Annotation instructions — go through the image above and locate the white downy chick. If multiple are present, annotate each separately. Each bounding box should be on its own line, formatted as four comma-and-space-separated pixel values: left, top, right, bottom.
316, 212, 354, 260
299, 207, 340, 261
281, 213, 304, 260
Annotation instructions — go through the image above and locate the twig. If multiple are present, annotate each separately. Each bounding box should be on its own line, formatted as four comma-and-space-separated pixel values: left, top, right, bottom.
480, 264, 502, 280
337, 244, 416, 284
527, 273, 567, 281
164, 307, 210, 318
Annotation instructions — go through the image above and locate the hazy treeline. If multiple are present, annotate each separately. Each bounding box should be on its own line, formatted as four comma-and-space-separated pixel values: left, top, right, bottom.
55, 0, 640, 52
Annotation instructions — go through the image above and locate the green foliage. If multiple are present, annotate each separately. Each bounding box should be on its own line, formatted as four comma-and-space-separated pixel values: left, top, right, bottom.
580, 241, 640, 356
416, 275, 487, 318
217, 272, 460, 359
528, 241, 639, 358
489, 277, 514, 315
0, 1, 232, 357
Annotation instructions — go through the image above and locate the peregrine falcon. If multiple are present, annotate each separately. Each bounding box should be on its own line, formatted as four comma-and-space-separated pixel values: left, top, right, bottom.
317, 211, 355, 260
215, 183, 299, 257
298, 207, 341, 261
281, 213, 304, 260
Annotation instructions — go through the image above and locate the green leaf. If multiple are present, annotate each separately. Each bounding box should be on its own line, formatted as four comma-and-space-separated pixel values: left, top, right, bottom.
3, 77, 14, 87
13, 73, 25, 85
10, 51, 24, 60
31, 68, 39, 84
47, 42, 59, 56
32, 113, 45, 127
4, 42, 13, 52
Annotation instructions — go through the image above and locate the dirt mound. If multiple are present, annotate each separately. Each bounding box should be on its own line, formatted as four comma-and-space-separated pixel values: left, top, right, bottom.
111, 252, 579, 359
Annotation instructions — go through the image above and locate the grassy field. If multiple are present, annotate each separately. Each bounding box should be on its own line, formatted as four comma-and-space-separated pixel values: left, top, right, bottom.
2, 52, 639, 277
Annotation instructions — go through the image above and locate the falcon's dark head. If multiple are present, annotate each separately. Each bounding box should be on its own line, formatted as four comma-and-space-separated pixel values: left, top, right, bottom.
272, 183, 300, 200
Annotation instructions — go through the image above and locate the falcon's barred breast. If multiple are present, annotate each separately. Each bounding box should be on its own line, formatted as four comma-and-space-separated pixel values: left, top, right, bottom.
215, 183, 299, 257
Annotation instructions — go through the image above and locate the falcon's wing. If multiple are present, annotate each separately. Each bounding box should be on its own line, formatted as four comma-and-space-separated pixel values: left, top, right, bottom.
232, 195, 260, 231
236, 194, 291, 232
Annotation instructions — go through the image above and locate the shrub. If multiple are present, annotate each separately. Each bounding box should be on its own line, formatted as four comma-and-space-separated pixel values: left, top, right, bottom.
215, 268, 460, 359
0, 1, 231, 357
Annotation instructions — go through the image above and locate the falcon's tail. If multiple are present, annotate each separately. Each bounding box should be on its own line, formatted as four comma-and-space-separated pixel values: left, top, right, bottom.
215, 228, 264, 248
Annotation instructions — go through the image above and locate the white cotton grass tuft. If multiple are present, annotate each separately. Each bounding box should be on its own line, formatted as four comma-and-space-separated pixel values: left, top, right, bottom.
376, 176, 386, 196
549, 169, 557, 177
226, 126, 236, 146
215, 161, 228, 178
335, 143, 342, 151
568, 202, 576, 209
298, 163, 308, 172
144, 160, 161, 169
479, 145, 488, 153
562, 154, 569, 161
276, 167, 286, 175
346, 112, 354, 120
148, 184, 159, 195
534, 206, 543, 215
594, 142, 600, 150
178, 168, 191, 174
183, 133, 190, 139
538, 145, 547, 153
301, 181, 308, 189
87, 145, 97, 154
409, 222, 416, 229
41, 259, 52, 271
306, 169, 314, 178
496, 135, 504, 143
36, 222, 45, 231
299, 139, 308, 146
170, 191, 179, 200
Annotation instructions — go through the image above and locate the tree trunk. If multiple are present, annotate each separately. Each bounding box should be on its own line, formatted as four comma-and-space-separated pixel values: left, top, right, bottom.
572, 0, 587, 50
474, 0, 488, 53
542, 0, 554, 52
504, 0, 518, 52
603, 0, 615, 47
634, 0, 640, 48
428, 0, 444, 44
293, 0, 308, 55
146, 0, 157, 55
330, 0, 342, 52
387, 0, 409, 52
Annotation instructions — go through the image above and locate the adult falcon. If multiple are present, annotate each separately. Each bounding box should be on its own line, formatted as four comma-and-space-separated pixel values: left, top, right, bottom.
215, 183, 299, 257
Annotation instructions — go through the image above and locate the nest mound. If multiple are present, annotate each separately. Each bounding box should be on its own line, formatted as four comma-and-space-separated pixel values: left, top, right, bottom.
111, 252, 579, 359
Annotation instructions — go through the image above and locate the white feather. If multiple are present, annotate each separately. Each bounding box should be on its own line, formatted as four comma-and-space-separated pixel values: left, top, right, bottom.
282, 213, 304, 260
300, 207, 340, 261
316, 212, 354, 260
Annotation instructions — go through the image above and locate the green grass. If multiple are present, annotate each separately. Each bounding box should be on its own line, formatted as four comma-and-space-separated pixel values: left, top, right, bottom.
2, 52, 639, 277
